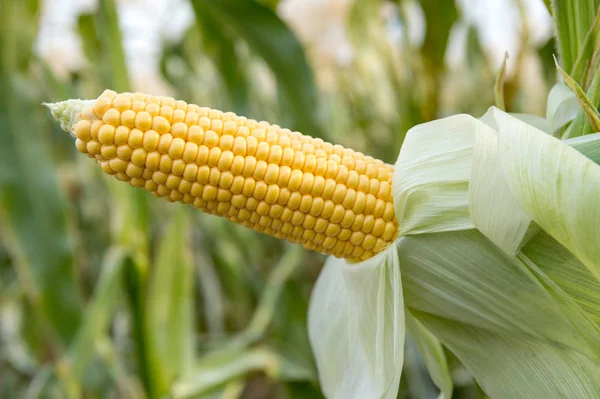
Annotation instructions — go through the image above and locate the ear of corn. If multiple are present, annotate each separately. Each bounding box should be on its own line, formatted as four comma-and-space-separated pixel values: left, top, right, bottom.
47, 90, 398, 262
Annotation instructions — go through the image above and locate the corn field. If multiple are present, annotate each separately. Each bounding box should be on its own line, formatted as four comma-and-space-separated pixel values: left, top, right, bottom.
1, 0, 600, 398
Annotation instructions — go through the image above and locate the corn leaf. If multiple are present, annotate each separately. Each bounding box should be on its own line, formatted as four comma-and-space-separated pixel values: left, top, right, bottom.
189, 2, 249, 115
546, 83, 580, 133
564, 51, 600, 138
418, 0, 458, 121
571, 6, 600, 86
308, 246, 404, 399
567, 132, 600, 163
67, 247, 128, 379
494, 53, 509, 111
542, 0, 552, 16
147, 207, 195, 384
551, 0, 600, 73
398, 230, 600, 398
0, 0, 82, 343
236, 245, 304, 345
492, 109, 600, 279
171, 348, 280, 398
123, 247, 166, 398
96, 0, 129, 93
81, 5, 166, 394
393, 115, 476, 235
555, 60, 600, 132
521, 231, 600, 327
191, 0, 322, 137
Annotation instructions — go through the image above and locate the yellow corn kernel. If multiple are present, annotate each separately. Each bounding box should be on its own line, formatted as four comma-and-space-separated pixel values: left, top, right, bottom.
152, 116, 171, 134
143, 130, 160, 152
128, 129, 144, 148
74, 120, 92, 141
135, 111, 152, 130
49, 90, 398, 262
121, 110, 136, 128
97, 124, 115, 145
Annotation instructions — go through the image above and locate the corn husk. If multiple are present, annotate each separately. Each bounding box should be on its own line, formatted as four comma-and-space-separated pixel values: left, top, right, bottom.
309, 104, 600, 398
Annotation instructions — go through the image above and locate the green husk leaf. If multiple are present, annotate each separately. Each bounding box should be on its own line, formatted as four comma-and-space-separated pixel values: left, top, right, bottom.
508, 113, 550, 133
406, 312, 453, 399
398, 230, 600, 398
492, 108, 600, 280
468, 112, 532, 255
308, 246, 404, 398
393, 115, 476, 235
521, 231, 600, 327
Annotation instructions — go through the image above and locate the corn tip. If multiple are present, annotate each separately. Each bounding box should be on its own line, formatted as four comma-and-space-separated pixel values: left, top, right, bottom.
45, 98, 97, 137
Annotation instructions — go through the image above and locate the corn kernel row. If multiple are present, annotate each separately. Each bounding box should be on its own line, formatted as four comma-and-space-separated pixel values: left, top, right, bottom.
68, 90, 398, 261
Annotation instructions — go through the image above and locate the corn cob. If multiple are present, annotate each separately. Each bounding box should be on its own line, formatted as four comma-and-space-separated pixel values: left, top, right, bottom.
47, 90, 398, 262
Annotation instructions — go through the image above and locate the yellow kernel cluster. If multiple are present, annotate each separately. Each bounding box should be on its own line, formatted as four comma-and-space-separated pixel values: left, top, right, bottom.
72, 90, 398, 262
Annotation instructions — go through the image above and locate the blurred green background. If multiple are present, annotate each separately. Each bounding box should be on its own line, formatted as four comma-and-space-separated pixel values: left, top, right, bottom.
0, 0, 557, 397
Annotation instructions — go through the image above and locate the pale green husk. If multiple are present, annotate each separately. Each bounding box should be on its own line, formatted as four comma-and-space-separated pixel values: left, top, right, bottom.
308, 104, 600, 398
308, 246, 404, 398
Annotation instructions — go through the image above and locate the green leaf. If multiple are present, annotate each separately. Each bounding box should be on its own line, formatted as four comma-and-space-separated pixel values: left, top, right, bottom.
570, 6, 600, 86
418, 0, 458, 120
67, 247, 128, 379
123, 252, 166, 399
551, 0, 600, 73
308, 246, 404, 398
172, 348, 280, 398
80, 18, 161, 396
564, 50, 600, 138
189, 2, 249, 115
567, 132, 600, 163
77, 13, 102, 64
105, 180, 150, 258
555, 58, 600, 132
96, 0, 129, 92
546, 83, 580, 133
190, 0, 322, 137
492, 109, 600, 280
542, 0, 552, 15
419, 0, 458, 69
0, 0, 40, 73
147, 207, 195, 384
494, 53, 509, 111
231, 245, 304, 346
0, 72, 82, 343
